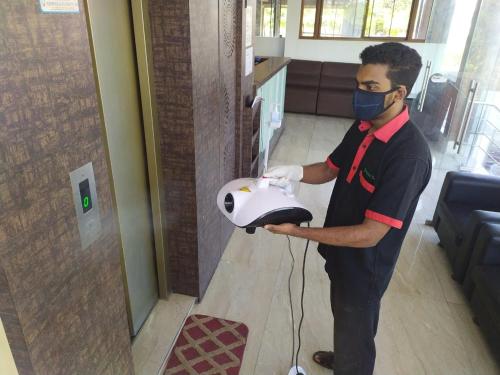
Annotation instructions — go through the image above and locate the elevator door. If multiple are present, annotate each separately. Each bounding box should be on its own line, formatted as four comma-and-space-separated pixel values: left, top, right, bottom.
86, 0, 158, 335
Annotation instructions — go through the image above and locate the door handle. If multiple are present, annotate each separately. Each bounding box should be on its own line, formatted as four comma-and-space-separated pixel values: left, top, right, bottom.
417, 60, 432, 112
455, 79, 479, 154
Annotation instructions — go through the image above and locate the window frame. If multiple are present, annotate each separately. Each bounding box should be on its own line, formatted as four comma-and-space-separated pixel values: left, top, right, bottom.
299, 0, 429, 42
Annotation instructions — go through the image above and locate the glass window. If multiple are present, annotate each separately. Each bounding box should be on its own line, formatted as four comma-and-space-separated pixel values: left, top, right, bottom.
257, 0, 275, 37
279, 0, 288, 37
300, 0, 433, 40
302, 0, 318, 37
256, 0, 287, 37
411, 0, 433, 40
320, 0, 367, 38
364, 0, 413, 38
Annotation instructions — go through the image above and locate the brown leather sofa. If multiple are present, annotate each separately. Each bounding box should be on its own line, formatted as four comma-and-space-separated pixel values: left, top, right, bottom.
284, 59, 359, 118
316, 62, 359, 118
284, 59, 322, 114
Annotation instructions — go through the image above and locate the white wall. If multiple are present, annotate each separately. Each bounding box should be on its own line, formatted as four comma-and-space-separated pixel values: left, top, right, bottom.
0, 318, 18, 375
283, 0, 442, 97
255, 36, 286, 56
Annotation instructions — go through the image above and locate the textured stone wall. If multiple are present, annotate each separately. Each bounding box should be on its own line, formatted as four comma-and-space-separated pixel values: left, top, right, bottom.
0, 1, 133, 374
148, 0, 255, 297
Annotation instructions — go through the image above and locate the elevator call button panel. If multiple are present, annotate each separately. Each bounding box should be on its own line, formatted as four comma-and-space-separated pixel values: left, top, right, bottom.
79, 179, 93, 213
70, 162, 101, 249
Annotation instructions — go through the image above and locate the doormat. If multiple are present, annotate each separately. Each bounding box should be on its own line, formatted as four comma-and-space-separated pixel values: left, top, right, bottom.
164, 314, 249, 375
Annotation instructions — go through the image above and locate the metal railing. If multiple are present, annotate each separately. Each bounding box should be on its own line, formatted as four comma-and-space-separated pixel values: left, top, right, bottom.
458, 96, 500, 175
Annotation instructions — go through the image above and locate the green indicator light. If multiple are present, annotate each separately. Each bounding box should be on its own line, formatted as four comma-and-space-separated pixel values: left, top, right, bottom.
83, 196, 90, 208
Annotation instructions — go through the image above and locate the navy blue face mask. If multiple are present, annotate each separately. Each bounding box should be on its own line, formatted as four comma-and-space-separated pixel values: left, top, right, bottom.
352, 87, 400, 121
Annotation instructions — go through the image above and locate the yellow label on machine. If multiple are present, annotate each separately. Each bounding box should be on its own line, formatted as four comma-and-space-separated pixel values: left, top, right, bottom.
239, 186, 251, 193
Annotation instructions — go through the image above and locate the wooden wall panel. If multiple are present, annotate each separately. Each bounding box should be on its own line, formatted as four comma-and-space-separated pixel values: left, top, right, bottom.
190, 0, 223, 296
0, 1, 133, 374
148, 0, 200, 296
148, 0, 252, 297
219, 0, 239, 248
238, 0, 257, 177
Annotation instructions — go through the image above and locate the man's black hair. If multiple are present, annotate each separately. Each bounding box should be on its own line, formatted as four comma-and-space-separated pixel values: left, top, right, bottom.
360, 42, 422, 95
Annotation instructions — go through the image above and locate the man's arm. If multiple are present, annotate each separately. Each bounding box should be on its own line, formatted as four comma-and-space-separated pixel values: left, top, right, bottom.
302, 162, 338, 184
265, 218, 391, 248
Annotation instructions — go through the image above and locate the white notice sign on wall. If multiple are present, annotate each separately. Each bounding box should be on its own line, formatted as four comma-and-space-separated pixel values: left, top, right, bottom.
246, 6, 253, 47
39, 0, 79, 13
245, 47, 253, 77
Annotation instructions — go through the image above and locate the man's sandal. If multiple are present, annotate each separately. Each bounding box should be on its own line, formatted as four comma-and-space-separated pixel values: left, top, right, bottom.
312, 351, 335, 370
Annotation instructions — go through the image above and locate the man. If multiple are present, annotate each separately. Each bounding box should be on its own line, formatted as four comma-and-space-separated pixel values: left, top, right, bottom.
264, 42, 432, 375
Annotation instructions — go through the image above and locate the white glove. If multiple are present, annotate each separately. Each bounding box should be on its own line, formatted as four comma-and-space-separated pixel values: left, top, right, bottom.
263, 165, 303, 187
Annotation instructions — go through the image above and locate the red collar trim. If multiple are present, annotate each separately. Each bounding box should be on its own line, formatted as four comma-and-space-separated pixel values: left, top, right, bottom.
357, 106, 410, 143
358, 121, 371, 132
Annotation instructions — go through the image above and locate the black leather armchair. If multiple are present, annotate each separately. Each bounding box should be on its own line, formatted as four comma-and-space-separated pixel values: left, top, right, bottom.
453, 210, 500, 282
463, 223, 500, 297
431, 172, 500, 282
465, 223, 500, 363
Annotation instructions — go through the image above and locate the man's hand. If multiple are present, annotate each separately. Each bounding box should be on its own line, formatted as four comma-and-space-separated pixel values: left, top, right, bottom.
264, 223, 299, 236
264, 165, 304, 181
264, 162, 338, 186
264, 218, 391, 248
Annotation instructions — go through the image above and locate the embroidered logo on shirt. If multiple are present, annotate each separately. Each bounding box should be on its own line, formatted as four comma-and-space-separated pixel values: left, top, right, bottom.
363, 168, 376, 183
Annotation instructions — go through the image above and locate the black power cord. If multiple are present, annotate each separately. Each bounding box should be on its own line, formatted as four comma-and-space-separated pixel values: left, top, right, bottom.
287, 222, 310, 375
286, 235, 296, 367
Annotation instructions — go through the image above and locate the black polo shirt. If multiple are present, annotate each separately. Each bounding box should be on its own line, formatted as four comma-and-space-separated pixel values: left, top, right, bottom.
318, 106, 432, 302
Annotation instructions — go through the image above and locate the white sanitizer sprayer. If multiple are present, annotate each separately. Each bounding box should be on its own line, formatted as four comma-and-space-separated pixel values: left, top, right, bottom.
217, 101, 312, 234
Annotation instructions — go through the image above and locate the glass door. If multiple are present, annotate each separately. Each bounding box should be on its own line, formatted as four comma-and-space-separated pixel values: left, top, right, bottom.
450, 0, 500, 176
409, 0, 480, 171
410, 0, 500, 176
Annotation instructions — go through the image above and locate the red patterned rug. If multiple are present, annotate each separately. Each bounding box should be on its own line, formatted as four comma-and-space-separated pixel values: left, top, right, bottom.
164, 314, 249, 375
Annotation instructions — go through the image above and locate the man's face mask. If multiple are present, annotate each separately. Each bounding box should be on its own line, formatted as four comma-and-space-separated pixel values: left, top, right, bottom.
352, 87, 400, 121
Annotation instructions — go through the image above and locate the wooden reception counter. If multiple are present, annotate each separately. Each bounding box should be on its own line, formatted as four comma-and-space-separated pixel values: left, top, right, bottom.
254, 56, 291, 88
241, 56, 290, 177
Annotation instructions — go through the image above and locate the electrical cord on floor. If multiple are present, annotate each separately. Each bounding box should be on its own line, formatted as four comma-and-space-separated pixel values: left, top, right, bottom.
286, 235, 296, 368
287, 222, 310, 375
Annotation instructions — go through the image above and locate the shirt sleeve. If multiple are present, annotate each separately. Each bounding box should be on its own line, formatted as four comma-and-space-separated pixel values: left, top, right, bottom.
365, 157, 430, 229
326, 123, 355, 172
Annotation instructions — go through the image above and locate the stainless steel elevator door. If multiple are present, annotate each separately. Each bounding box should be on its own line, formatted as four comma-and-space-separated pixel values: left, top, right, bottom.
86, 0, 158, 336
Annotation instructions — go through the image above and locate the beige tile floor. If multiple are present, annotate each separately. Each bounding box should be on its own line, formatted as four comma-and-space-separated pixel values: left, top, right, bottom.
132, 294, 195, 375
133, 113, 500, 375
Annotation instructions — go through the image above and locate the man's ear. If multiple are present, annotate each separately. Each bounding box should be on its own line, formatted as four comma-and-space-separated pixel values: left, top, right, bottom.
395, 86, 407, 101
